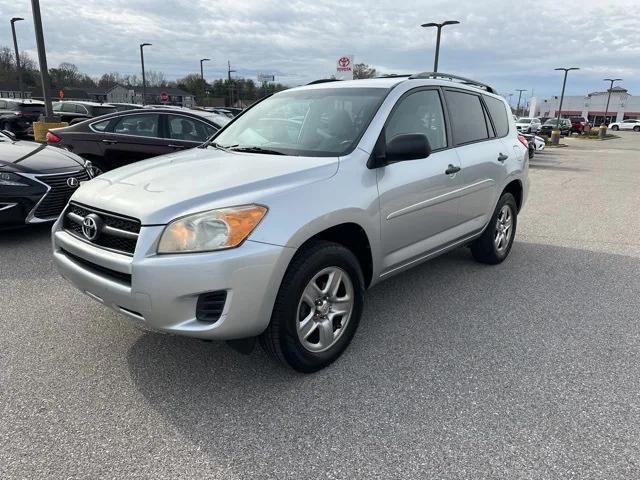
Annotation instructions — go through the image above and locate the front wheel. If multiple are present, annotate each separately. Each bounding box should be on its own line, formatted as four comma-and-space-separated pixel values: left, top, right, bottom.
260, 241, 364, 372
471, 193, 518, 264
611, 125, 619, 131
634, 126, 640, 132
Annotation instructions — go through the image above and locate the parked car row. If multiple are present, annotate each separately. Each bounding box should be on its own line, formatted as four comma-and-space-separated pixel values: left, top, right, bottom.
46, 108, 230, 174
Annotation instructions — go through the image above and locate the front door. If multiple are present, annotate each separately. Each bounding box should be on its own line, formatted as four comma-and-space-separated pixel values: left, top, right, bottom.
377, 88, 463, 273
101, 112, 168, 168
163, 114, 218, 152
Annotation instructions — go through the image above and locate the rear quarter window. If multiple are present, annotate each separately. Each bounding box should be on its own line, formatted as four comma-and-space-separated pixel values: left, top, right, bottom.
484, 96, 510, 137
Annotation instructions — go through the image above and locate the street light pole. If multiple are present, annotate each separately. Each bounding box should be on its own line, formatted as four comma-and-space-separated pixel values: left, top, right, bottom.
227, 60, 236, 107
140, 43, 152, 105
200, 58, 211, 81
515, 89, 527, 117
552, 67, 579, 144
421, 20, 460, 72
10, 17, 24, 99
603, 78, 622, 126
30, 0, 55, 120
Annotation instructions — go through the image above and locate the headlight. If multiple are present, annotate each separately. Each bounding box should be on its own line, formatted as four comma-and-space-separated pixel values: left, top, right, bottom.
0, 172, 29, 187
157, 205, 268, 254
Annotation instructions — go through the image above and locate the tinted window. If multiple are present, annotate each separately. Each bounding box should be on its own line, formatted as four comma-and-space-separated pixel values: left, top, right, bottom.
75, 104, 89, 114
93, 106, 117, 116
53, 103, 62, 112
167, 115, 215, 142
91, 119, 111, 132
61, 103, 77, 113
112, 113, 160, 137
386, 89, 447, 150
484, 96, 510, 137
445, 90, 489, 144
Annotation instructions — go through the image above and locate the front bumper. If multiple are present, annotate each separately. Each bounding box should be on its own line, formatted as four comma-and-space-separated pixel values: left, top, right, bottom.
52, 220, 295, 340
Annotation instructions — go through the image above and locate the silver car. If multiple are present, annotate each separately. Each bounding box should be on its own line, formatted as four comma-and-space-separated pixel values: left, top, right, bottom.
52, 73, 529, 372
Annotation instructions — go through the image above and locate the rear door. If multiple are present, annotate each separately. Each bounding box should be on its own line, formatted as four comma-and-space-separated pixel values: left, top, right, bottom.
445, 89, 505, 231
101, 112, 168, 168
162, 114, 218, 152
377, 88, 463, 272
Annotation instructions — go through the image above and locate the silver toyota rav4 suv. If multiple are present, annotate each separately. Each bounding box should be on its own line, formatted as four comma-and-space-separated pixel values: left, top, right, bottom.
53, 73, 529, 372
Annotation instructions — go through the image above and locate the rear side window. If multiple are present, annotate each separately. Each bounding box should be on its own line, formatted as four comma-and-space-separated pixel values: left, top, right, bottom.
484, 96, 510, 137
445, 90, 489, 145
91, 119, 111, 132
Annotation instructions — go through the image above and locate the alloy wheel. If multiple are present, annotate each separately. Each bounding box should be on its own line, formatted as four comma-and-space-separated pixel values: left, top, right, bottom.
494, 204, 513, 254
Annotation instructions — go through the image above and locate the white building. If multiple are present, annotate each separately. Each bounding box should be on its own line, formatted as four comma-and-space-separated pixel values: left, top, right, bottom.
529, 87, 638, 124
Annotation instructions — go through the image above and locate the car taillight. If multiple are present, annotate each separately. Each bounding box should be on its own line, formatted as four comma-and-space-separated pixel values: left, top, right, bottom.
517, 134, 529, 148
46, 131, 61, 143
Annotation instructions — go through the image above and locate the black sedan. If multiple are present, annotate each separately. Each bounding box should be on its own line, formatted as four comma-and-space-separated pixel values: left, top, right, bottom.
0, 131, 92, 228
46, 108, 230, 174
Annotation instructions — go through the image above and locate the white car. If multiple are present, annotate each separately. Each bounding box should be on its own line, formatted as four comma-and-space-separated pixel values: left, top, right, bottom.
609, 119, 640, 132
533, 136, 545, 151
515, 117, 542, 133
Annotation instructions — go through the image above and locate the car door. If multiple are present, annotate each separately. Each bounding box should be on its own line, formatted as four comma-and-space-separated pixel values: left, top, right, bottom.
163, 114, 218, 152
445, 89, 505, 231
101, 112, 168, 168
376, 88, 463, 272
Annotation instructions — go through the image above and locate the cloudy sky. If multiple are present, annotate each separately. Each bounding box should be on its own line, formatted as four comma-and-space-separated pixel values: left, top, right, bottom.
1, 0, 638, 102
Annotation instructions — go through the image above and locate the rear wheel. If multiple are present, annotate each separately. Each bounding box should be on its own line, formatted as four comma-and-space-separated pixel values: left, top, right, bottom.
611, 125, 619, 131
260, 240, 364, 373
84, 158, 106, 176
471, 193, 518, 264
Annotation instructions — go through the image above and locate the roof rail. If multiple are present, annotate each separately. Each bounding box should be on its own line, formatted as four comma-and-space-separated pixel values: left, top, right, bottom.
306, 79, 342, 85
408, 72, 497, 94
376, 74, 412, 78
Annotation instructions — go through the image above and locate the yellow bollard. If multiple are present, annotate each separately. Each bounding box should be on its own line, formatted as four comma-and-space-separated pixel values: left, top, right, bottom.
550, 130, 561, 145
32, 121, 68, 143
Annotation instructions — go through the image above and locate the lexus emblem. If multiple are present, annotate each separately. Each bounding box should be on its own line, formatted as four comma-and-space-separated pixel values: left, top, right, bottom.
81, 214, 101, 241
67, 177, 80, 188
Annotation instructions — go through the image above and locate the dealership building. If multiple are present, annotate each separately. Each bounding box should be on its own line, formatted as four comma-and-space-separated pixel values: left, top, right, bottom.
529, 87, 638, 124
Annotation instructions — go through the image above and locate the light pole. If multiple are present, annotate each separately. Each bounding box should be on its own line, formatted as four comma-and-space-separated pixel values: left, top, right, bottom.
30, 0, 55, 120
552, 67, 579, 144
421, 20, 460, 72
200, 58, 210, 81
515, 89, 527, 117
10, 17, 24, 99
139, 43, 152, 105
227, 60, 236, 106
603, 78, 622, 126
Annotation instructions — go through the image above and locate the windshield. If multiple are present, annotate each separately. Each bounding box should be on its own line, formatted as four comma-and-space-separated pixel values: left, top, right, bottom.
517, 118, 532, 123
212, 87, 389, 157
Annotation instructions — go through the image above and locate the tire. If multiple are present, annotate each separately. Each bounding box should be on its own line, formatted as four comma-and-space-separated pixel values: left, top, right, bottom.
634, 126, 640, 132
85, 158, 106, 176
1, 121, 12, 133
611, 125, 619, 131
471, 193, 518, 265
260, 240, 365, 373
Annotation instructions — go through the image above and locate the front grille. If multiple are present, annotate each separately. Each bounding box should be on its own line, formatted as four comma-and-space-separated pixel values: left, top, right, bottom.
33, 170, 90, 219
61, 248, 132, 285
63, 202, 141, 255
196, 291, 227, 323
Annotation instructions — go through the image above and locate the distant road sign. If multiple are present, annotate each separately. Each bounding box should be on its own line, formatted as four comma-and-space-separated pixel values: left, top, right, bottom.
159, 92, 169, 102
257, 74, 275, 83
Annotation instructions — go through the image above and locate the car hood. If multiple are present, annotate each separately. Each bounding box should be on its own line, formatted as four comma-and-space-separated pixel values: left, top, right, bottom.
0, 139, 86, 173
71, 147, 339, 224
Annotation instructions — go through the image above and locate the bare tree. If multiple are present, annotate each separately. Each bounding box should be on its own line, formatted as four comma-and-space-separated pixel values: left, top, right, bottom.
353, 63, 377, 79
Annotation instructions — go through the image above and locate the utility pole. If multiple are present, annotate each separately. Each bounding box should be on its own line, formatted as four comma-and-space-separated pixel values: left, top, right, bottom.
603, 78, 622, 126
515, 89, 526, 117
421, 20, 460, 72
227, 60, 236, 107
140, 43, 152, 105
30, 0, 55, 120
10, 17, 24, 99
200, 58, 210, 81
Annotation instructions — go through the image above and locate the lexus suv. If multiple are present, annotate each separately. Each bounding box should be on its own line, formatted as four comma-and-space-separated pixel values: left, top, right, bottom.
52, 73, 529, 372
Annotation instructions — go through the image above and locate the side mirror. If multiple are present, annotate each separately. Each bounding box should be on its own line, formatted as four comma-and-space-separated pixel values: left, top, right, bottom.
367, 133, 432, 169
1, 130, 17, 141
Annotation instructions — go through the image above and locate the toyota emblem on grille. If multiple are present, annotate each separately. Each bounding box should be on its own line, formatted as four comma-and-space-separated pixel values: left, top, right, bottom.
67, 177, 80, 188
81, 214, 101, 241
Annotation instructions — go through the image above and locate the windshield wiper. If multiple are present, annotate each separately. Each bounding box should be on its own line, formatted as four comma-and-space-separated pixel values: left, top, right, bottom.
229, 146, 286, 155
202, 141, 236, 152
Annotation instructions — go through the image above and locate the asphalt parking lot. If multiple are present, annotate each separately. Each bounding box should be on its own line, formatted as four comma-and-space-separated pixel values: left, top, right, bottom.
1, 132, 639, 479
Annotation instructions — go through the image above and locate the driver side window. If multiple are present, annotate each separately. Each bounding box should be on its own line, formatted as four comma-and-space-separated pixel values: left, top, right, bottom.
386, 90, 447, 150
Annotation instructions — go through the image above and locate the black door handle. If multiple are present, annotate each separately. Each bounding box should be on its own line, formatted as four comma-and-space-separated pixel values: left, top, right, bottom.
498, 153, 509, 162
102, 139, 118, 144
445, 164, 461, 175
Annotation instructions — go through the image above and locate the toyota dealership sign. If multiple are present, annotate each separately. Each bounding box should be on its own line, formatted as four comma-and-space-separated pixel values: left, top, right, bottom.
336, 55, 354, 80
